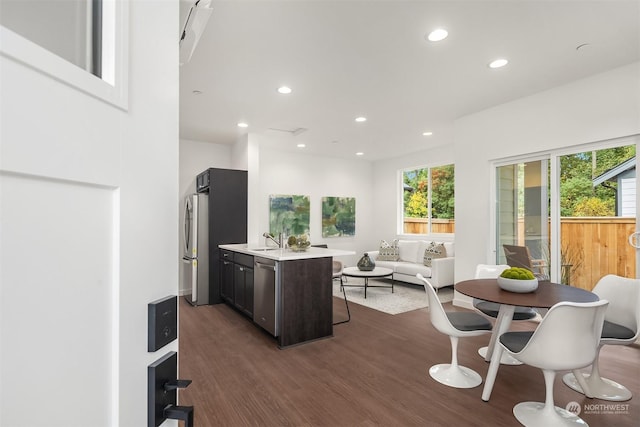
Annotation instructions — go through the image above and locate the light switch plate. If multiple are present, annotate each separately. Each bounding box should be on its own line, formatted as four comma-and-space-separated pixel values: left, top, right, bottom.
148, 295, 177, 352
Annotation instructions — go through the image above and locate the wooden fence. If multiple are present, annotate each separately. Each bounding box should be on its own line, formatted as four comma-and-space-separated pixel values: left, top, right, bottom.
403, 216, 636, 291
403, 218, 455, 234
559, 217, 635, 290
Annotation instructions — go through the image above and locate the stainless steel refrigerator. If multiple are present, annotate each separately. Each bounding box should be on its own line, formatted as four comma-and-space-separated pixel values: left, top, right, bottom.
182, 193, 209, 305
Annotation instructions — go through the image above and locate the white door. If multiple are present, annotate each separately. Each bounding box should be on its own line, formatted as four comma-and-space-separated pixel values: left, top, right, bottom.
0, 2, 179, 425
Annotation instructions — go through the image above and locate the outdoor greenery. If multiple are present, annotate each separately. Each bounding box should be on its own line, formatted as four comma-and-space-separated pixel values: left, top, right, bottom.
560, 146, 635, 216
403, 164, 455, 219
401, 146, 633, 244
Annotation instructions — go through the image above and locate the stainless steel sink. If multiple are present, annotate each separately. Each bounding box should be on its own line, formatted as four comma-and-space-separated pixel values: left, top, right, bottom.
248, 247, 281, 252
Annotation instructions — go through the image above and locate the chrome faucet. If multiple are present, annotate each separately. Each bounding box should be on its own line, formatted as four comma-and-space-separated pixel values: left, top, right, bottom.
263, 232, 285, 248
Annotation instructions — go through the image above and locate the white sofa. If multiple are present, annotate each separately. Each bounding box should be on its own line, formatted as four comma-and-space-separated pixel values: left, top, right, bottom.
367, 240, 455, 289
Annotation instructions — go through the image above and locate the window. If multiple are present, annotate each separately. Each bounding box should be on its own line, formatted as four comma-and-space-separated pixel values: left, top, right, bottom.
0, 0, 128, 108
1, 0, 103, 78
402, 164, 455, 235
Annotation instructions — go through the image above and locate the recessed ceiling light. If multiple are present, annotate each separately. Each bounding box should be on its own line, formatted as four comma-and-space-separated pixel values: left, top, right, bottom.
297, 143, 306, 148
277, 86, 292, 94
489, 58, 508, 69
427, 28, 448, 42
422, 131, 433, 136
356, 152, 364, 156
237, 122, 249, 128
355, 117, 367, 123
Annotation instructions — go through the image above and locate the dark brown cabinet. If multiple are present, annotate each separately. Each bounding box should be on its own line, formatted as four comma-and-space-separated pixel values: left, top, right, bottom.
220, 247, 335, 347
198, 168, 247, 304
278, 257, 332, 347
220, 250, 254, 318
219, 250, 234, 304
233, 262, 254, 317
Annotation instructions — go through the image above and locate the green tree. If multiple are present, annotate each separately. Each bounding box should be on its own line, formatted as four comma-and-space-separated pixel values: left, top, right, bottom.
573, 197, 615, 216
560, 153, 591, 182
431, 165, 455, 219
403, 164, 455, 219
592, 146, 635, 177
406, 190, 428, 217
403, 168, 428, 217
560, 146, 635, 216
560, 176, 593, 216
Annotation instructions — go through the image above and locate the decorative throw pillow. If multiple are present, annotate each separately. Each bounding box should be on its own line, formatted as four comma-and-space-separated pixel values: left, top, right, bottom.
423, 242, 446, 267
378, 239, 400, 261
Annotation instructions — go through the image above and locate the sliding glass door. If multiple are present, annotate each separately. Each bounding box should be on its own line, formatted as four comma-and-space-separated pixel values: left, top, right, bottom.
558, 144, 636, 289
496, 160, 550, 278
495, 137, 638, 290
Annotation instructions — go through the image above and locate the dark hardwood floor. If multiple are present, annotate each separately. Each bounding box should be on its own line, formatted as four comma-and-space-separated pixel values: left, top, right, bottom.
179, 295, 640, 426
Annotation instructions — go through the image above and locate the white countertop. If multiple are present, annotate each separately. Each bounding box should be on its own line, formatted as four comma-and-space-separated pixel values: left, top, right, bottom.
219, 243, 355, 261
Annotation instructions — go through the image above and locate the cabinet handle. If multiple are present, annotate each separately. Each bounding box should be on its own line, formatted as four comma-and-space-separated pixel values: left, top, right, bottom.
239, 267, 244, 272
223, 261, 230, 265
255, 261, 276, 271
223, 253, 229, 258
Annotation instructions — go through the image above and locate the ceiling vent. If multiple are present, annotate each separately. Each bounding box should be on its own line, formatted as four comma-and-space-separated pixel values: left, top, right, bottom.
266, 127, 308, 136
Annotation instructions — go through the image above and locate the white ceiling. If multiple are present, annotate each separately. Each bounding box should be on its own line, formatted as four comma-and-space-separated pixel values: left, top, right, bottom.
179, 0, 640, 162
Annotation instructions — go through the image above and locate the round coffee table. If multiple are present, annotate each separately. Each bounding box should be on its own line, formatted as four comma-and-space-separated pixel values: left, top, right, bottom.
341, 266, 394, 298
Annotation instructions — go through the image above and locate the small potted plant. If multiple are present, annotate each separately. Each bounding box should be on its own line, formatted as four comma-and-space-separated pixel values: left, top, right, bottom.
287, 234, 311, 252
497, 267, 538, 293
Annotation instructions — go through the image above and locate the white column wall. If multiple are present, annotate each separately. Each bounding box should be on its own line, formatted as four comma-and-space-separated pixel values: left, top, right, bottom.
244, 135, 261, 246
0, 1, 179, 426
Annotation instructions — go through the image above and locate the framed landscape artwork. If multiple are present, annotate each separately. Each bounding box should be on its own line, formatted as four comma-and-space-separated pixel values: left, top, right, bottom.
269, 194, 310, 236
322, 196, 356, 237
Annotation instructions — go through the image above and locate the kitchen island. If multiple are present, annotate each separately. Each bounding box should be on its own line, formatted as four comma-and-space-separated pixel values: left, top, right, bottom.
218, 244, 354, 348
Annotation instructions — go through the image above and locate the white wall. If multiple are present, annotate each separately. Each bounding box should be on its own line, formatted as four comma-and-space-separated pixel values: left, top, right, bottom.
249, 137, 375, 267
453, 62, 640, 307
179, 138, 232, 201
1, 2, 179, 426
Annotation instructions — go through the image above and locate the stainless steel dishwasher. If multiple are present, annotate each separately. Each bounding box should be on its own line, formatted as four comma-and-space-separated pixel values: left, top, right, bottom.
253, 257, 279, 336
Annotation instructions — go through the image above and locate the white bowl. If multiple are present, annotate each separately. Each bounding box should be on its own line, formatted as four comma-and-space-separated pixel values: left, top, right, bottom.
497, 276, 538, 293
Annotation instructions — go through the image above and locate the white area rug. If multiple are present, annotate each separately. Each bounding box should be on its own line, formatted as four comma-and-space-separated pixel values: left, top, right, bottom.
332, 279, 453, 315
